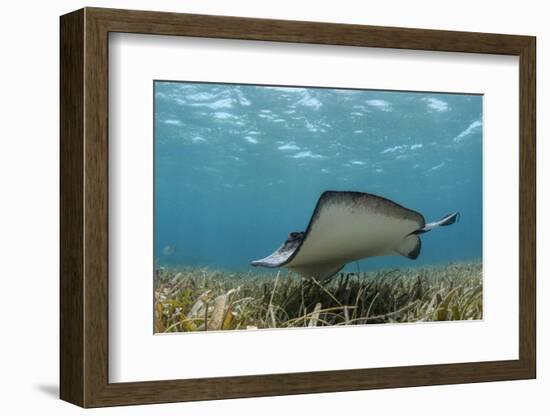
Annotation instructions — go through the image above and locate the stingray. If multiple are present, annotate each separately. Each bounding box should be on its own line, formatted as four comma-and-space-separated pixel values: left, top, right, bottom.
251, 191, 459, 280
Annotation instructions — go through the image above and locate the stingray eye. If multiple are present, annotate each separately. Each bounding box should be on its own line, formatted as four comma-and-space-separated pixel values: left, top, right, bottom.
288, 232, 304, 241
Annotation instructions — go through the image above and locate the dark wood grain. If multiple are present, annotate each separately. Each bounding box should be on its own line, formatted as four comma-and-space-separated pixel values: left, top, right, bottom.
59, 8, 84, 406
88, 7, 532, 54
83, 10, 110, 406
518, 38, 536, 376
59, 7, 537, 408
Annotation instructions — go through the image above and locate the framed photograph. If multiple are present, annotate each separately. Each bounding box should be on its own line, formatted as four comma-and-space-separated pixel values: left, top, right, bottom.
60, 7, 536, 408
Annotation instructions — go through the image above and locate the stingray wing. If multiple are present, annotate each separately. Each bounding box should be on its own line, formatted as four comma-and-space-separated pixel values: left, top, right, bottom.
252, 191, 426, 279
250, 232, 304, 268
285, 191, 425, 272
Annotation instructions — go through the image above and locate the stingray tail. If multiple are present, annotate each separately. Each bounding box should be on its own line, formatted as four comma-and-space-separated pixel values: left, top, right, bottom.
415, 212, 459, 234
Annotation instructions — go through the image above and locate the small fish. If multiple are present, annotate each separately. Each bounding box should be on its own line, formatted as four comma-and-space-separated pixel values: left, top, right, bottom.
162, 245, 176, 256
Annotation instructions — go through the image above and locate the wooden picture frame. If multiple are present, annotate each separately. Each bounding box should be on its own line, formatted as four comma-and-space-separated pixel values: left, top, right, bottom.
60, 7, 536, 408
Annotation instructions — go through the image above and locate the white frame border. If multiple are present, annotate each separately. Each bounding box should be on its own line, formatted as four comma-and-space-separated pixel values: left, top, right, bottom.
108, 33, 519, 383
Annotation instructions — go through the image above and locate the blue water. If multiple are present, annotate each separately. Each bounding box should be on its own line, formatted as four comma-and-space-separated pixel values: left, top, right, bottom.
154, 81, 482, 273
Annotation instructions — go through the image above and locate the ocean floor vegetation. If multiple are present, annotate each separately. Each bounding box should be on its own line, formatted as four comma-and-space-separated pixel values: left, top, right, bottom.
154, 261, 482, 333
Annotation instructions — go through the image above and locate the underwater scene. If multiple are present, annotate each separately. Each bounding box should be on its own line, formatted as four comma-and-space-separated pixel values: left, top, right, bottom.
154, 81, 483, 333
